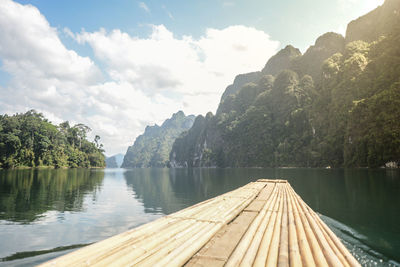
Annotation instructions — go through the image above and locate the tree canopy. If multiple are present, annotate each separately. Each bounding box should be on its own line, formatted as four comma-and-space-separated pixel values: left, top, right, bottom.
0, 110, 105, 169
169, 0, 400, 168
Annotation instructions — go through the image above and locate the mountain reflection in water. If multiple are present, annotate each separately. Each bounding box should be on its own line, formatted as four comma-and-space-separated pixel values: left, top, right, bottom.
0, 168, 399, 266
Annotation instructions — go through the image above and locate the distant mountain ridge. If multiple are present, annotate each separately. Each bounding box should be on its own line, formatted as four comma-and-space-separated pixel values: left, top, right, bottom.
105, 156, 118, 168
114, 154, 124, 167
169, 0, 400, 168
121, 111, 195, 168
106, 153, 124, 168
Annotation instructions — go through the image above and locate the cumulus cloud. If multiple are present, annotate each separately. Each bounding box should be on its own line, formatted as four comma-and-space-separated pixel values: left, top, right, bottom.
0, 1, 101, 85
0, 0, 102, 125
76, 25, 279, 98
0, 0, 279, 155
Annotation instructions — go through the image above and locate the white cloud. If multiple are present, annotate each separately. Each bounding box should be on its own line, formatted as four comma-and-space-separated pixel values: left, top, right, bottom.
76, 25, 279, 99
138, 2, 150, 13
0, 1, 101, 85
0, 0, 279, 155
0, 0, 102, 124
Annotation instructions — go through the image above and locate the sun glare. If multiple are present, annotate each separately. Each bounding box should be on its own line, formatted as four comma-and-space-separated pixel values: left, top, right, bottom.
363, 0, 384, 13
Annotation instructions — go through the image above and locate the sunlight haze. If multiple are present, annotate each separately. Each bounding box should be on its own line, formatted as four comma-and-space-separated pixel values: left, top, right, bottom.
0, 0, 384, 155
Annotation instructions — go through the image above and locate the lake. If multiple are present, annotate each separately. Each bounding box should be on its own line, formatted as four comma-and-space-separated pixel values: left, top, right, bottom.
0, 168, 399, 266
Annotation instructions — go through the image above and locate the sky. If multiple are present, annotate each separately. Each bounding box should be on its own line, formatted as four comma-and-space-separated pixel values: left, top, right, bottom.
0, 0, 384, 156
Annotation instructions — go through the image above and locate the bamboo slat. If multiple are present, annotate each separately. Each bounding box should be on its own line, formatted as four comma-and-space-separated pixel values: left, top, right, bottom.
277, 190, 289, 267
290, 187, 329, 267
225, 184, 277, 267
286, 186, 302, 267
39, 179, 360, 267
265, 184, 284, 266
253, 185, 282, 266
287, 185, 316, 267
296, 193, 342, 266
240, 185, 278, 266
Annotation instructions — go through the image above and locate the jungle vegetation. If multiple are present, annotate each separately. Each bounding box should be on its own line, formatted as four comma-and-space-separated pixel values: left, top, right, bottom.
169, 0, 400, 168
0, 110, 105, 169
121, 111, 195, 168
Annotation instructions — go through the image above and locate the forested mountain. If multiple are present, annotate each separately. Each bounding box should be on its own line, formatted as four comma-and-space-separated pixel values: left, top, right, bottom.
170, 0, 400, 168
106, 153, 124, 168
0, 110, 105, 169
121, 111, 195, 168
106, 156, 119, 168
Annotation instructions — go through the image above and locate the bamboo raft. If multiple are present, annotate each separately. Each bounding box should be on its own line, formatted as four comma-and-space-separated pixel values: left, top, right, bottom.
39, 179, 360, 267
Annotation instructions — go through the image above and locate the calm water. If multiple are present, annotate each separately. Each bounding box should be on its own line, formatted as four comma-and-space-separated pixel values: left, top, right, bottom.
0, 168, 399, 266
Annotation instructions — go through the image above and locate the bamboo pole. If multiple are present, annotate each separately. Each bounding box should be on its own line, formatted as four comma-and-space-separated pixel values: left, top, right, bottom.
291, 187, 327, 266
308, 204, 361, 267
95, 220, 204, 266
290, 187, 343, 267
170, 196, 225, 219
240, 184, 279, 266
39, 216, 175, 267
265, 183, 284, 267
169, 181, 257, 219
292, 189, 328, 266
135, 183, 265, 266
222, 193, 262, 224
253, 184, 281, 266
310, 210, 351, 267
225, 183, 278, 267
154, 223, 223, 266
80, 219, 184, 265
278, 186, 289, 267
286, 185, 302, 267
178, 185, 260, 223
127, 221, 209, 266
136, 222, 214, 266
287, 185, 315, 267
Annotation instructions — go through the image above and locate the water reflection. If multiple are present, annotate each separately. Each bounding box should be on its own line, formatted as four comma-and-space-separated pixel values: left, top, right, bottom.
123, 168, 259, 214
0, 169, 104, 223
0, 169, 158, 266
0, 168, 398, 266
285, 169, 400, 262
124, 168, 400, 262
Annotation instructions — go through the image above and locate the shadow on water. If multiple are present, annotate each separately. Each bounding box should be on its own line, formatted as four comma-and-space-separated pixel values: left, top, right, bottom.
0, 169, 104, 223
0, 243, 91, 262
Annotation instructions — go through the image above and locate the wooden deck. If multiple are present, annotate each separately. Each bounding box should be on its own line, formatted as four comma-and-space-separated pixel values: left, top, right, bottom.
39, 179, 360, 267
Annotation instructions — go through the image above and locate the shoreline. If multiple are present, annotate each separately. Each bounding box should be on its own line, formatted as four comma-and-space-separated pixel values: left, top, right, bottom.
0, 166, 105, 170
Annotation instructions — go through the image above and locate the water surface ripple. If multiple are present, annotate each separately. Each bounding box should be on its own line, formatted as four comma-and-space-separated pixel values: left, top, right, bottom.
0, 168, 399, 266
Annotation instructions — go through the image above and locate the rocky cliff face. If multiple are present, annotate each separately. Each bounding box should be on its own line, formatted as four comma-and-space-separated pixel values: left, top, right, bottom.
261, 45, 301, 76
219, 72, 262, 103
105, 154, 124, 168
169, 0, 400, 168
345, 0, 400, 43
105, 156, 118, 168
169, 114, 213, 168
292, 32, 345, 84
121, 111, 195, 168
